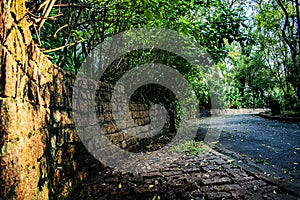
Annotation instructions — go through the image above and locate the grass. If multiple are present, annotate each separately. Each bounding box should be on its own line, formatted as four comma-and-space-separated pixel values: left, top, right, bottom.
173, 141, 209, 156
281, 110, 300, 117
264, 109, 300, 117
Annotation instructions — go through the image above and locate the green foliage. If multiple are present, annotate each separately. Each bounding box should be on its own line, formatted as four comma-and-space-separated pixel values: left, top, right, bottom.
173, 140, 209, 156
251, 0, 300, 109
27, 0, 252, 114
29, 0, 249, 69
281, 110, 300, 117
27, 0, 300, 112
223, 45, 275, 108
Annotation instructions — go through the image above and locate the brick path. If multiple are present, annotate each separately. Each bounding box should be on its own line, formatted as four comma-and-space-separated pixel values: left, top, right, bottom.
70, 147, 300, 200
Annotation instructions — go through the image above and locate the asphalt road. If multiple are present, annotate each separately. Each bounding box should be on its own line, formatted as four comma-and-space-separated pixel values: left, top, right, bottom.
197, 114, 300, 182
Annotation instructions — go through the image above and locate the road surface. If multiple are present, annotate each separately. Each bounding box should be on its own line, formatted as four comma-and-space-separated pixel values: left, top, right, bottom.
197, 114, 300, 183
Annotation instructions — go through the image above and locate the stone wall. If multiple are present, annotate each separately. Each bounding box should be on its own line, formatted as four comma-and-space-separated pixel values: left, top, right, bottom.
0, 42, 157, 199
0, 1, 173, 199
1, 0, 53, 198
0, 3, 164, 198
0, 6, 81, 196
72, 77, 172, 152
210, 108, 270, 116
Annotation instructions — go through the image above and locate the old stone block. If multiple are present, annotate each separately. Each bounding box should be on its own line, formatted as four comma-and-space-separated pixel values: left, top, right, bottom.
104, 123, 117, 134
60, 111, 74, 126
108, 132, 124, 144
232, 176, 254, 182
104, 114, 113, 122
201, 177, 232, 185
138, 119, 147, 126
97, 115, 105, 123
53, 110, 61, 123
213, 184, 241, 191
6, 25, 26, 63
65, 129, 78, 143
28, 60, 38, 81
200, 186, 211, 193
54, 94, 63, 107
126, 137, 138, 146
206, 191, 232, 199
241, 180, 267, 190
28, 82, 39, 103
17, 73, 28, 97
137, 103, 147, 111
1, 129, 45, 198
131, 111, 139, 119
259, 185, 278, 193
55, 80, 63, 95
1, 49, 17, 97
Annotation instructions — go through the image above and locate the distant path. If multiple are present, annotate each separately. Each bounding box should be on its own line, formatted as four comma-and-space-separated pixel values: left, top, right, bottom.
199, 114, 300, 183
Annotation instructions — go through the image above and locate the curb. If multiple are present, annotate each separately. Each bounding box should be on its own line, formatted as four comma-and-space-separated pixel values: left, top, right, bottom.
211, 144, 300, 198
257, 112, 300, 122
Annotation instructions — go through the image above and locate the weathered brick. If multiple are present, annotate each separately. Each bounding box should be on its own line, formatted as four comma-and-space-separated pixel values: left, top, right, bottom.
206, 191, 232, 199
202, 177, 232, 185
213, 184, 241, 191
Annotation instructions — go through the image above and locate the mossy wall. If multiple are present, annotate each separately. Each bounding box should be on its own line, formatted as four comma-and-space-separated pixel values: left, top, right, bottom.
0, 1, 81, 196
0, 1, 165, 199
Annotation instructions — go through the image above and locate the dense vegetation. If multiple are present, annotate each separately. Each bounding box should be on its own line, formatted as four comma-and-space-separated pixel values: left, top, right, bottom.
27, 0, 300, 113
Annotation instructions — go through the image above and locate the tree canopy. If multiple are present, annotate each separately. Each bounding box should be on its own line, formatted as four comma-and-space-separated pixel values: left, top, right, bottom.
27, 0, 300, 111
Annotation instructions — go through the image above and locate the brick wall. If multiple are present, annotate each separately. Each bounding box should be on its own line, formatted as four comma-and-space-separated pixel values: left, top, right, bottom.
72, 77, 172, 152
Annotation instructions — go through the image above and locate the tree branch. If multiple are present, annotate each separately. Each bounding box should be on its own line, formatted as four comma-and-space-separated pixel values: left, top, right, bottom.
52, 4, 92, 8
42, 40, 79, 53
37, 0, 57, 30
276, 0, 297, 54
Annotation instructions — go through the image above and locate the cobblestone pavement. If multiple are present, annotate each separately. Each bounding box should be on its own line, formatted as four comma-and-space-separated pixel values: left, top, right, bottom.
70, 147, 300, 200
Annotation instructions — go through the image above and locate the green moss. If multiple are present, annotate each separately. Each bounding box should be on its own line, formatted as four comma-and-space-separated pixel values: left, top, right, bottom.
6, 184, 16, 200
173, 140, 209, 156
1, 144, 7, 156
3, 104, 9, 127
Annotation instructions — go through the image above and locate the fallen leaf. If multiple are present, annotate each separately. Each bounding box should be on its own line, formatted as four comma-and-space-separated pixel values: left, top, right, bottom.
152, 194, 157, 200
146, 144, 153, 149
289, 162, 298, 165
118, 183, 122, 189
148, 184, 155, 189
227, 159, 234, 163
